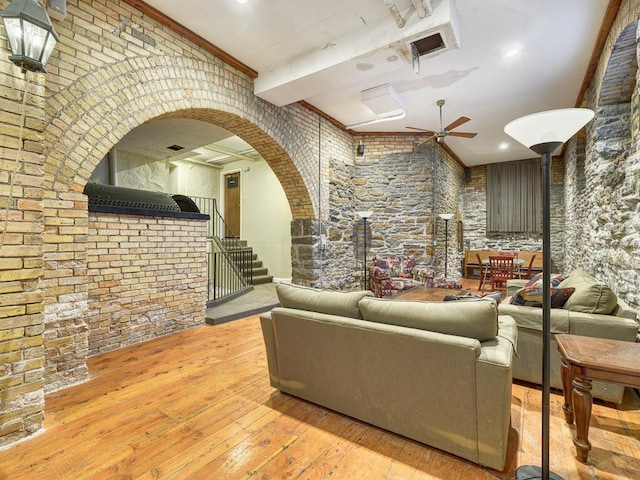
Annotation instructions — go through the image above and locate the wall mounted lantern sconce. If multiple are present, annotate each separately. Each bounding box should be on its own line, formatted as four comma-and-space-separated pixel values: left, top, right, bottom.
357, 141, 365, 156
505, 108, 594, 480
357, 210, 373, 289
0, 0, 60, 73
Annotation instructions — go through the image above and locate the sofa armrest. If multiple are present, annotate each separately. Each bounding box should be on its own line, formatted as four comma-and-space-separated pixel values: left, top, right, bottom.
568, 311, 639, 341
506, 279, 528, 297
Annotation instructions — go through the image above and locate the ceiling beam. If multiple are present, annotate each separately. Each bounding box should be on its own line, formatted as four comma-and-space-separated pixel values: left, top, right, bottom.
202, 144, 259, 162
382, 0, 406, 28
411, 0, 433, 19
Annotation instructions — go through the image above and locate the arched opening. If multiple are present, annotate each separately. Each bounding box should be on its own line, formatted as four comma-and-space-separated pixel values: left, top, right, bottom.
40, 56, 317, 392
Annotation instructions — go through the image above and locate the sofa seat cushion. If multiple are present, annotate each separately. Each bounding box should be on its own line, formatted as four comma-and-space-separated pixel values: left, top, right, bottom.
559, 268, 618, 315
276, 283, 373, 319
359, 297, 498, 342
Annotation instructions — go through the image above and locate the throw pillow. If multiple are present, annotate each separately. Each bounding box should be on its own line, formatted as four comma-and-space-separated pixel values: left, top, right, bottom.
510, 285, 575, 308
525, 273, 568, 288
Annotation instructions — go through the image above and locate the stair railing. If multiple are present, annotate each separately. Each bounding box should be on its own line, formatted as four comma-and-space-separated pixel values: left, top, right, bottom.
190, 196, 253, 304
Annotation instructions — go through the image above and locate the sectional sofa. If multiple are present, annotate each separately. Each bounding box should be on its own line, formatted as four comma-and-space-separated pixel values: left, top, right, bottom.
259, 283, 517, 470
499, 267, 639, 404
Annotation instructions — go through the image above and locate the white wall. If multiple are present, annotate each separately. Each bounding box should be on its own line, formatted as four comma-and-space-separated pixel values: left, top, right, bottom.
169, 160, 220, 198
112, 149, 171, 191
221, 159, 292, 281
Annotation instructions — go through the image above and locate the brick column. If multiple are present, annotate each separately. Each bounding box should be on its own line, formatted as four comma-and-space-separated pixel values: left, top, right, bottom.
0, 68, 46, 446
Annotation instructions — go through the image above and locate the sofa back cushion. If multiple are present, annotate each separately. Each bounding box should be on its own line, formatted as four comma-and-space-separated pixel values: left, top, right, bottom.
359, 297, 498, 341
558, 268, 618, 315
276, 283, 373, 319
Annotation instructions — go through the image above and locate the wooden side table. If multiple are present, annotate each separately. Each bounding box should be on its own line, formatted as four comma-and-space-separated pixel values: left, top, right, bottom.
555, 334, 640, 462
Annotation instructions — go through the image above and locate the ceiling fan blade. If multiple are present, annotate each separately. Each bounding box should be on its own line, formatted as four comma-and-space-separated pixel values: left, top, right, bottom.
444, 116, 470, 131
447, 131, 477, 138
417, 135, 437, 146
406, 126, 436, 134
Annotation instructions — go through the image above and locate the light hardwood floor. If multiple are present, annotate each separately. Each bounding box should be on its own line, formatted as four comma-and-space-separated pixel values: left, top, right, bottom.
1, 315, 639, 479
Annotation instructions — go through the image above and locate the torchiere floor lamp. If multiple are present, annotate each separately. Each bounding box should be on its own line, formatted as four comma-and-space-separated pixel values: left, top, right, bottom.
438, 213, 454, 278
505, 108, 594, 480
357, 210, 373, 289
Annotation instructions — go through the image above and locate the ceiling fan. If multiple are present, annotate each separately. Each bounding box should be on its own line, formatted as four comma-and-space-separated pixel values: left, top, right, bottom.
407, 99, 477, 146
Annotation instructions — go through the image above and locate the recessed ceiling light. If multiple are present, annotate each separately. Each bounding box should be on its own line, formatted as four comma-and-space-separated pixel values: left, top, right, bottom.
505, 48, 519, 58
499, 142, 509, 150
236, 0, 248, 3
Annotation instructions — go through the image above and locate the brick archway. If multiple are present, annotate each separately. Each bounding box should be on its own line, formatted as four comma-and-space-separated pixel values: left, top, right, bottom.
42, 56, 315, 218
40, 55, 318, 392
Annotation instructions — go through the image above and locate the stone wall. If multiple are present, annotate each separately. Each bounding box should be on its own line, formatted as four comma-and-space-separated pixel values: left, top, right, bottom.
564, 2, 640, 309
86, 213, 207, 358
349, 136, 465, 280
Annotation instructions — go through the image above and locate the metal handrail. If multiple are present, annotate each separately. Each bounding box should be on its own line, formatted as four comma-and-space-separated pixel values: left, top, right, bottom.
190, 196, 253, 304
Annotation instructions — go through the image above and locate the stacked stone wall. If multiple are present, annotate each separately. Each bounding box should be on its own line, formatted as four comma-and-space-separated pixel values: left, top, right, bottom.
349, 136, 465, 279
564, 1, 640, 308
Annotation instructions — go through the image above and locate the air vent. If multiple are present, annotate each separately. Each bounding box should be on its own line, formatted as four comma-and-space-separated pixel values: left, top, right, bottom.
411, 32, 445, 57
167, 144, 184, 151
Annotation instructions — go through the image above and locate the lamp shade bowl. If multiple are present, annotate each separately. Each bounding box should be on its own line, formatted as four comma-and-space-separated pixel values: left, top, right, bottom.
504, 108, 595, 150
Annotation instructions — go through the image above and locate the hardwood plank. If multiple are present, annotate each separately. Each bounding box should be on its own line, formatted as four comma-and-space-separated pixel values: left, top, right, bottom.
0, 316, 638, 480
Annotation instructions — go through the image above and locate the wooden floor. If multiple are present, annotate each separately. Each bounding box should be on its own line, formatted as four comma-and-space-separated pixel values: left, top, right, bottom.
1, 314, 639, 479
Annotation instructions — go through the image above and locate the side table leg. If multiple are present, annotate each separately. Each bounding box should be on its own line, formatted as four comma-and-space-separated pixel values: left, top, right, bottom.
572, 376, 593, 463
560, 357, 574, 424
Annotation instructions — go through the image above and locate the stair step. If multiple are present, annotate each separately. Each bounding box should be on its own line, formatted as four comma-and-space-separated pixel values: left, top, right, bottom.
252, 275, 273, 285
252, 267, 269, 277
251, 260, 263, 268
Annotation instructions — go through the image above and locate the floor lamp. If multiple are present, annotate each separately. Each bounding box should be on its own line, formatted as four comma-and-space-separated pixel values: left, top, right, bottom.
438, 213, 454, 278
357, 210, 373, 289
505, 108, 594, 480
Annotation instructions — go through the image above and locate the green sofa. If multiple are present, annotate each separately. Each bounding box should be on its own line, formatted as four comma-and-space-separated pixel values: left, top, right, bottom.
499, 267, 639, 404
260, 283, 517, 470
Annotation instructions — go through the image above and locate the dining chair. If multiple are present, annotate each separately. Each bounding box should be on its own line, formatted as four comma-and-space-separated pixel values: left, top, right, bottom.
519, 254, 537, 280
477, 253, 491, 290
489, 255, 516, 290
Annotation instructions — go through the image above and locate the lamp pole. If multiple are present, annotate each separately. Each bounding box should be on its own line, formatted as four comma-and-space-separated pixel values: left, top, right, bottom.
505, 108, 594, 480
357, 211, 373, 289
438, 213, 454, 278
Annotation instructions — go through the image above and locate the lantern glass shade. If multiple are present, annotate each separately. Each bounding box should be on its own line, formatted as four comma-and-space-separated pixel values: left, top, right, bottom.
0, 0, 60, 73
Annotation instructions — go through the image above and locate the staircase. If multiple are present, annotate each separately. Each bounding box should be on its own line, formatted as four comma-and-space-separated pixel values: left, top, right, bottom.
220, 239, 273, 285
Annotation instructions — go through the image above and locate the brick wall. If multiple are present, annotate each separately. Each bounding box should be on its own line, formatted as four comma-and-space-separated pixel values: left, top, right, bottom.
0, 45, 47, 445
86, 213, 207, 356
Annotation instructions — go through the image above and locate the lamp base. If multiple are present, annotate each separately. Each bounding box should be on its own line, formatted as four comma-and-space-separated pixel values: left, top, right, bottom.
515, 465, 565, 480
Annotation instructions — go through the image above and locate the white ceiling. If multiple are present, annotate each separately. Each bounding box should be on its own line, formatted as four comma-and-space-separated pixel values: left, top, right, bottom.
127, 0, 608, 167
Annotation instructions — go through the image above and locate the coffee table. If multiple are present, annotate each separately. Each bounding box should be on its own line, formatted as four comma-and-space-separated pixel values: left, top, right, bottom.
396, 286, 469, 302
555, 334, 640, 462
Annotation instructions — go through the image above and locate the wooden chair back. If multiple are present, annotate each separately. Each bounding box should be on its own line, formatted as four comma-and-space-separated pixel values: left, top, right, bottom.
521, 254, 537, 279
489, 255, 516, 289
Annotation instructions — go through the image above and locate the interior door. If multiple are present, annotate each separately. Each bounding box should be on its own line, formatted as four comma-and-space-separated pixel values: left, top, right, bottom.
224, 172, 241, 237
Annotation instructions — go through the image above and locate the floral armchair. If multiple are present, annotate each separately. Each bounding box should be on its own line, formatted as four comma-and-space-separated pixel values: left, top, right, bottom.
369, 255, 434, 298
